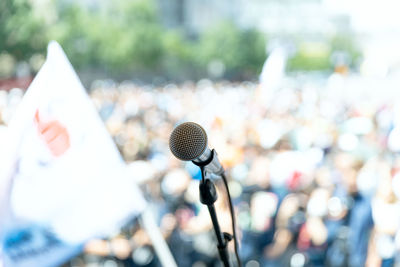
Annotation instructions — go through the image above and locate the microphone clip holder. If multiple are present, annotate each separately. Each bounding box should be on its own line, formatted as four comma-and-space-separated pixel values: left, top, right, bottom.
192, 149, 224, 179
194, 162, 232, 267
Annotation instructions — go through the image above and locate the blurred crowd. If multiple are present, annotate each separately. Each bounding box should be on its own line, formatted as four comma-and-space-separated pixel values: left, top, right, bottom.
2, 74, 400, 267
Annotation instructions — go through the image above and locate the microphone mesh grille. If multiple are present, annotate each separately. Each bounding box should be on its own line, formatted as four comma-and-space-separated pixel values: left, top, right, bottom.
169, 122, 208, 161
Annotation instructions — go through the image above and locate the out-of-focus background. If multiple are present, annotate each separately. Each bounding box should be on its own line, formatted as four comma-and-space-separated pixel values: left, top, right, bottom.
2, 0, 400, 266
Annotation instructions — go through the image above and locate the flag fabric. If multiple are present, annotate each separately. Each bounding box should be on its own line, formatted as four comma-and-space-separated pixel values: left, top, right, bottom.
256, 47, 287, 106
0, 41, 146, 267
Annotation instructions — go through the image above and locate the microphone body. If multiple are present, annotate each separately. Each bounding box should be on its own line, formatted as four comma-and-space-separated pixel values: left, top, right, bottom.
169, 122, 224, 178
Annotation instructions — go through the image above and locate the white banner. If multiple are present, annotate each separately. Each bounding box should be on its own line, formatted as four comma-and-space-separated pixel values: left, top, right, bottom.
0, 41, 146, 267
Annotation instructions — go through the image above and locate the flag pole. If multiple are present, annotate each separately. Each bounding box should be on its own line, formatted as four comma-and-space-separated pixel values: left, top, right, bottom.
139, 208, 177, 267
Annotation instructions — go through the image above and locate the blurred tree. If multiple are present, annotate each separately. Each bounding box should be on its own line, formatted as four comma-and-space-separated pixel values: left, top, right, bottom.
287, 33, 361, 72
330, 34, 362, 68
49, 0, 164, 74
49, 8, 268, 81
161, 30, 197, 80
196, 21, 267, 79
236, 29, 268, 78
288, 42, 331, 71
0, 0, 48, 62
97, 0, 164, 71
0, 0, 362, 80
48, 3, 95, 68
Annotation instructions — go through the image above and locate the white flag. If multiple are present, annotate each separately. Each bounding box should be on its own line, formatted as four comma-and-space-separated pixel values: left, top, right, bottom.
0, 41, 146, 267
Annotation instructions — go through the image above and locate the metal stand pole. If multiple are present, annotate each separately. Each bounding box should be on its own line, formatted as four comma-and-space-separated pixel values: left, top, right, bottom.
199, 171, 232, 267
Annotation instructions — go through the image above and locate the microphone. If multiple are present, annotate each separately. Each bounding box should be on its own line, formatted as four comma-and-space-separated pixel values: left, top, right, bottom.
169, 122, 224, 177
169, 122, 242, 267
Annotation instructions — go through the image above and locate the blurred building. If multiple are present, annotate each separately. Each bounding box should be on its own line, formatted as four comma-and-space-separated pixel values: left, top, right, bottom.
158, 0, 351, 36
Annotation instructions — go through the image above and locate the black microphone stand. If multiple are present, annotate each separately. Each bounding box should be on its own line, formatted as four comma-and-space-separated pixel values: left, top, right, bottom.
194, 159, 232, 267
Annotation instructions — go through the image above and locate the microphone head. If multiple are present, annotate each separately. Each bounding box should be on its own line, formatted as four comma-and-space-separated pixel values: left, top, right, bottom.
169, 122, 208, 161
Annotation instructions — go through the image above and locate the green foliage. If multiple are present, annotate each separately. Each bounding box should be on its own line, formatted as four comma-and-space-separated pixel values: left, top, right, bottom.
287, 34, 361, 71
0, 0, 48, 60
330, 34, 362, 67
288, 42, 331, 71
50, 0, 164, 73
196, 22, 267, 78
96, 0, 164, 71
0, 0, 361, 80
239, 29, 268, 75
48, 4, 94, 67
161, 30, 197, 79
